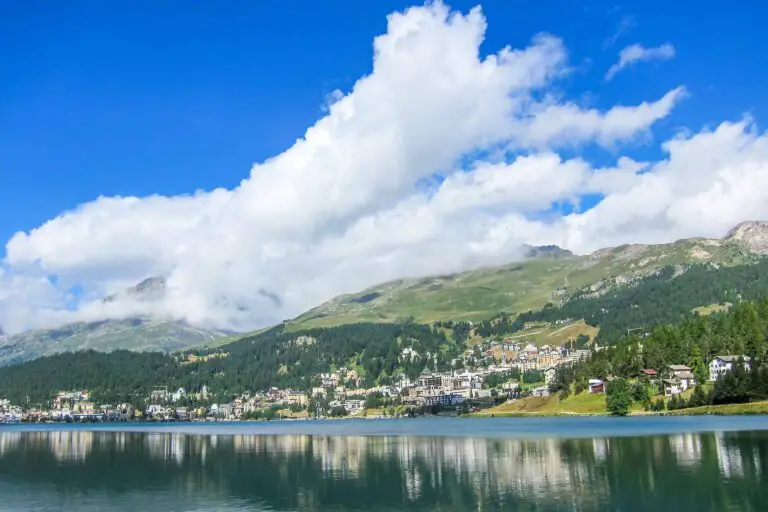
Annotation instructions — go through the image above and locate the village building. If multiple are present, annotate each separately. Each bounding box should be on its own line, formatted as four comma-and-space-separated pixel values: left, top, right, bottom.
709, 355, 751, 382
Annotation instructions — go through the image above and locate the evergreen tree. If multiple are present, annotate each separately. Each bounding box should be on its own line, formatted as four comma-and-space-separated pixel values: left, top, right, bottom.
606, 378, 632, 416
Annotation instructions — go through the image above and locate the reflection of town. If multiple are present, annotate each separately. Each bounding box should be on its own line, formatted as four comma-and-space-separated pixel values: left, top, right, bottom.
0, 430, 762, 502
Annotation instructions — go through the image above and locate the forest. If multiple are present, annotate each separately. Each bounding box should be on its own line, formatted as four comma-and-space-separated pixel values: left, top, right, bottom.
477, 260, 768, 342
549, 298, 768, 414
0, 321, 458, 405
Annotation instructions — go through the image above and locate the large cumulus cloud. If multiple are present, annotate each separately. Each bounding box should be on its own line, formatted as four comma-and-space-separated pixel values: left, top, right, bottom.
1, 2, 766, 335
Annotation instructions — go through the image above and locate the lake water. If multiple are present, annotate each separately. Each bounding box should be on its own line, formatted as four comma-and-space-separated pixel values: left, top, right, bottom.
0, 417, 766, 511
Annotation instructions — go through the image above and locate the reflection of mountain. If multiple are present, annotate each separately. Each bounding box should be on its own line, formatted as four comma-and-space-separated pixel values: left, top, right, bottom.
0, 430, 765, 510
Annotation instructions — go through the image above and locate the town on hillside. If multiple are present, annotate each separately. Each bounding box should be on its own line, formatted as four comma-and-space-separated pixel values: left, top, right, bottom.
0, 327, 753, 422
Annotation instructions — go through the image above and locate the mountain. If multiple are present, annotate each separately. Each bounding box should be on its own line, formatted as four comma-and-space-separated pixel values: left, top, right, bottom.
0, 318, 226, 367
522, 244, 574, 259
289, 224, 767, 330
2, 222, 768, 366
0, 276, 227, 366
724, 221, 768, 254
103, 276, 167, 303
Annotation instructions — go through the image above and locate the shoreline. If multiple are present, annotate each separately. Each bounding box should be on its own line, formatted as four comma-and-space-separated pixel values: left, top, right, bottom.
469, 400, 768, 418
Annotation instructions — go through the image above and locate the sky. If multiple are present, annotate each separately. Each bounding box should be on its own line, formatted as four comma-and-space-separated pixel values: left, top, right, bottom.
2, 0, 768, 335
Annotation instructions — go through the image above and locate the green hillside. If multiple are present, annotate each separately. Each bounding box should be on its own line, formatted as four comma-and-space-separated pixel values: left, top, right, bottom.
289, 236, 758, 330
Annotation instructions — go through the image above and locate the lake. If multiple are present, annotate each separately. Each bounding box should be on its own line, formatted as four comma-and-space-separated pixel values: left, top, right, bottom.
0, 417, 766, 511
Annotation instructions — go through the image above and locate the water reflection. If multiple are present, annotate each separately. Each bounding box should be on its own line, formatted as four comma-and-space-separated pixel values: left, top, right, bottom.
0, 429, 766, 511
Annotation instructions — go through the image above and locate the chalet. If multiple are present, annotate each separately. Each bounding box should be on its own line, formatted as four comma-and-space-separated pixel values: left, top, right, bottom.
588, 379, 605, 394
667, 365, 695, 391
663, 379, 683, 397
709, 356, 751, 382
667, 364, 692, 375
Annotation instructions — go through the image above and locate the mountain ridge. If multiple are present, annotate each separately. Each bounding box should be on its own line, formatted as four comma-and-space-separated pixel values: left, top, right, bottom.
287, 223, 768, 330
1, 221, 767, 365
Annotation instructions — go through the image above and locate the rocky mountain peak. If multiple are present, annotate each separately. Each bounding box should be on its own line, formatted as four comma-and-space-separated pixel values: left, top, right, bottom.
103, 276, 167, 303
724, 221, 768, 254
522, 244, 574, 259
129, 276, 167, 296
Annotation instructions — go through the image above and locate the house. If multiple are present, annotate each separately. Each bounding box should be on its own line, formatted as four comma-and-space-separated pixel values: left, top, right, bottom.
664, 379, 683, 397
639, 369, 658, 380
343, 399, 366, 414
544, 367, 557, 385
531, 386, 550, 397
667, 364, 691, 375
150, 387, 169, 402
284, 393, 307, 407
588, 379, 604, 394
146, 404, 166, 416
171, 387, 186, 403
709, 355, 751, 382
667, 365, 695, 391
676, 371, 696, 391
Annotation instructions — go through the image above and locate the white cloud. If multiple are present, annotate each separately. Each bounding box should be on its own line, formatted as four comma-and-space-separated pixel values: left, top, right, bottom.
602, 15, 636, 49
605, 43, 675, 81
3, 2, 765, 336
511, 86, 685, 148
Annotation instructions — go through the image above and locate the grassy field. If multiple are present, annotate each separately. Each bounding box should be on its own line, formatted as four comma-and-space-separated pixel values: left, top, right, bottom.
664, 401, 768, 415
472, 392, 608, 417
472, 383, 768, 417
276, 409, 310, 419
513, 320, 600, 346
692, 303, 731, 316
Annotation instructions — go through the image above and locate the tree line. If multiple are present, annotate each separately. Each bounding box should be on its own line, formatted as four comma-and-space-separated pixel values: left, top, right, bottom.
479, 260, 768, 342
550, 298, 768, 415
0, 321, 463, 405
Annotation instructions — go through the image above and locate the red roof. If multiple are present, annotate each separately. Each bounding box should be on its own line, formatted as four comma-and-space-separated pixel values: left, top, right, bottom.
641, 369, 658, 375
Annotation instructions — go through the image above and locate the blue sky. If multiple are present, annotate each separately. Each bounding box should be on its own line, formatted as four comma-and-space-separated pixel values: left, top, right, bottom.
2, 1, 767, 246
2, 1, 768, 334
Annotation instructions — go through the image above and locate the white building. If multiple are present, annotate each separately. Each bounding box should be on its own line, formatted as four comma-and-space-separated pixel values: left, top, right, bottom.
709, 356, 751, 382
171, 387, 186, 403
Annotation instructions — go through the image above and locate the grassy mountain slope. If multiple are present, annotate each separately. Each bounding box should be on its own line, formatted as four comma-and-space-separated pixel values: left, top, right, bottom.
2, 222, 765, 365
289, 235, 759, 330
0, 318, 226, 367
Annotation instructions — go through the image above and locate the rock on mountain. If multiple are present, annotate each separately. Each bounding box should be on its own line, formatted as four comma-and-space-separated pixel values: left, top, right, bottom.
522, 244, 574, 259
103, 276, 167, 303
724, 221, 768, 254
